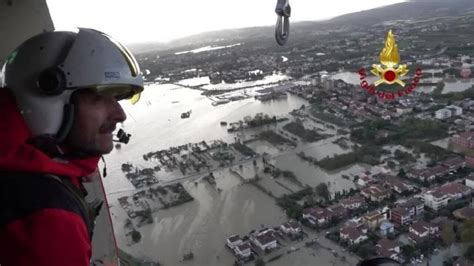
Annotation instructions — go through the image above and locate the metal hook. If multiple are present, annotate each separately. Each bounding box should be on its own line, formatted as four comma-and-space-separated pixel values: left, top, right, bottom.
275, 0, 291, 46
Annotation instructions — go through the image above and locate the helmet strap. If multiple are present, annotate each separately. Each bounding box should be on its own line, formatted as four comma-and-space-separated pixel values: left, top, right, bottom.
56, 103, 75, 143
26, 135, 64, 158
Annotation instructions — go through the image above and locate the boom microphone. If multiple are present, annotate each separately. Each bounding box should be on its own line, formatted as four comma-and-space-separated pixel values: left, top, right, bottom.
113, 128, 131, 144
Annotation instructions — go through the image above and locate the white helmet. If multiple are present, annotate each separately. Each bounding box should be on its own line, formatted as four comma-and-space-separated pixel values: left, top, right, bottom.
1, 28, 144, 143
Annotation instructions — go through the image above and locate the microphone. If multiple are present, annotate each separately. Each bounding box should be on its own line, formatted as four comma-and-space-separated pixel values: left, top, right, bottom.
113, 128, 131, 144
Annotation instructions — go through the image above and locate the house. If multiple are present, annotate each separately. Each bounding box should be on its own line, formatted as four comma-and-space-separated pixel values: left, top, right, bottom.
447, 105, 463, 116
407, 166, 450, 182
452, 131, 474, 149
390, 206, 413, 226
339, 225, 368, 245
376, 239, 400, 261
340, 196, 366, 210
423, 182, 472, 211
226, 235, 243, 249
234, 243, 251, 259
328, 203, 348, 219
390, 198, 424, 226
454, 257, 474, 266
440, 156, 466, 171
280, 220, 302, 236
361, 184, 391, 202
466, 174, 474, 189
363, 209, 387, 229
357, 175, 374, 187
303, 207, 334, 226
435, 108, 452, 120
408, 221, 439, 243
383, 179, 414, 194
251, 230, 278, 252
380, 221, 395, 235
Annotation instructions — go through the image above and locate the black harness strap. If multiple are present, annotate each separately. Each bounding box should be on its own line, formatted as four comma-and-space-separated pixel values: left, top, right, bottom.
0, 172, 99, 240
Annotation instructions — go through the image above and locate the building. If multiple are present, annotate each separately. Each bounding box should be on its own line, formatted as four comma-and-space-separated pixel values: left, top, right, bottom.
408, 221, 439, 243
234, 243, 251, 259
390, 206, 413, 226
363, 209, 387, 229
423, 182, 472, 211
302, 207, 334, 226
340, 196, 366, 210
390, 198, 425, 226
328, 203, 348, 219
452, 132, 474, 149
376, 239, 400, 261
380, 221, 395, 235
251, 230, 278, 252
361, 184, 391, 202
447, 105, 463, 116
435, 108, 452, 120
440, 156, 466, 171
339, 225, 368, 245
357, 175, 374, 187
454, 257, 474, 266
446, 105, 463, 116
407, 166, 450, 183
466, 174, 474, 189
280, 220, 302, 236
383, 179, 414, 194
226, 235, 243, 249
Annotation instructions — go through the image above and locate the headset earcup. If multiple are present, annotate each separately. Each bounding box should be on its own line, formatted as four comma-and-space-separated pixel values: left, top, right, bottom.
37, 67, 66, 95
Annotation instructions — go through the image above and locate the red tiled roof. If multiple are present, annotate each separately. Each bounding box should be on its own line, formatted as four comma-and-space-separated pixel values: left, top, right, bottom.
340, 196, 365, 208
362, 184, 391, 199
441, 156, 465, 167
410, 220, 434, 234
303, 207, 334, 220
340, 226, 365, 241
458, 131, 474, 140
377, 238, 397, 251
391, 206, 411, 217
438, 182, 471, 195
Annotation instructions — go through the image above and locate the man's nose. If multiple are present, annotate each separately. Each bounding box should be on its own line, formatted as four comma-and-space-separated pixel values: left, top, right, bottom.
110, 99, 127, 123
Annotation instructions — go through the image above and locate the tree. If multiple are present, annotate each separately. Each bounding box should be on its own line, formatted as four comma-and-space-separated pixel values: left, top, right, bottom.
466, 245, 474, 261
401, 245, 416, 261
441, 223, 456, 247
316, 183, 330, 202
131, 230, 141, 243
255, 258, 266, 266
398, 168, 406, 178
461, 219, 474, 243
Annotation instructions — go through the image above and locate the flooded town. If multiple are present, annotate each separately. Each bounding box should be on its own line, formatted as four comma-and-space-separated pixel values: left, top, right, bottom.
97, 2, 474, 266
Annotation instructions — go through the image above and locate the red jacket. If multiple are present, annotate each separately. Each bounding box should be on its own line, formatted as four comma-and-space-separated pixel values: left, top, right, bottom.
0, 89, 100, 266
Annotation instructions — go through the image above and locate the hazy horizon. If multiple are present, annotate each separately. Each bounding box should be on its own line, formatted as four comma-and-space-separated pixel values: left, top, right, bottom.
46, 0, 406, 44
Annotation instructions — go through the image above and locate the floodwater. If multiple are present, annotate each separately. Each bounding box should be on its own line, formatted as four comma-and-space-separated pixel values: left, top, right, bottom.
102, 82, 377, 265
110, 170, 288, 266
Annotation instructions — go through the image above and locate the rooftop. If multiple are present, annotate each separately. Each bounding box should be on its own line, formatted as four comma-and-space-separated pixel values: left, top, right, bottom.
410, 220, 435, 234
256, 231, 276, 246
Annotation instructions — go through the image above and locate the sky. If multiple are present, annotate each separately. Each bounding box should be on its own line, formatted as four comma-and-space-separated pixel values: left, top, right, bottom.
46, 0, 406, 44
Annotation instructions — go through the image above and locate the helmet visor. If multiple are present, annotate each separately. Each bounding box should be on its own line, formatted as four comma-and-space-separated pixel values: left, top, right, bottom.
93, 85, 143, 104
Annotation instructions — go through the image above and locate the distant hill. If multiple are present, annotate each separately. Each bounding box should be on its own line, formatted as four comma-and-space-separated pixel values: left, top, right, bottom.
329, 0, 474, 25
129, 0, 474, 54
